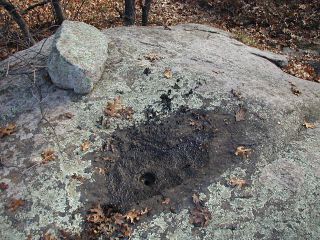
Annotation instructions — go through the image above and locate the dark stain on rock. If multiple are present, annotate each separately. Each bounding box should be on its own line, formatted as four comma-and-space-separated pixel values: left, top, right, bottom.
160, 93, 172, 111
143, 67, 152, 76
83, 106, 259, 210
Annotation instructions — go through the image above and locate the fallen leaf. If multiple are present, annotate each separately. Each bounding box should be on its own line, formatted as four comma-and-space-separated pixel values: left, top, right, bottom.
285, 62, 317, 82
81, 140, 90, 152
289, 82, 301, 96
144, 53, 160, 62
121, 106, 134, 120
231, 89, 242, 99
303, 121, 316, 129
87, 204, 105, 223
235, 108, 246, 121
64, 112, 74, 119
41, 149, 56, 163
104, 96, 134, 119
8, 198, 25, 211
190, 192, 211, 227
103, 139, 116, 153
113, 213, 125, 225
125, 209, 140, 223
0, 182, 9, 191
95, 167, 108, 175
71, 173, 86, 182
104, 96, 123, 118
43, 233, 57, 240
189, 119, 203, 130
229, 177, 247, 188
190, 206, 212, 227
140, 207, 150, 216
0, 123, 16, 138
102, 156, 115, 162
121, 224, 133, 237
162, 197, 171, 205
163, 68, 173, 79
235, 146, 252, 158
192, 193, 201, 206
189, 119, 197, 126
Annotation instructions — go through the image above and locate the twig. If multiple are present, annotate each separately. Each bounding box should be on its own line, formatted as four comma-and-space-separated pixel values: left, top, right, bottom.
5, 60, 10, 77
21, 0, 50, 15
0, 0, 36, 45
138, 40, 165, 48
73, 0, 86, 20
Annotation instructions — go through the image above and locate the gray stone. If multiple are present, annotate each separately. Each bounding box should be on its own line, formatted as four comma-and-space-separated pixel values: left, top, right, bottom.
47, 20, 108, 94
0, 23, 319, 240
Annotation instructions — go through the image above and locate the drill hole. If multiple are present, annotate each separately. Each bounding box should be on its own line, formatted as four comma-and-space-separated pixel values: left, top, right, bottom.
140, 172, 156, 186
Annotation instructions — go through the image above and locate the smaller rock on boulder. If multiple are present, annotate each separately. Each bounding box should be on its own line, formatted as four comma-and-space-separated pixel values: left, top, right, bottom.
47, 20, 108, 94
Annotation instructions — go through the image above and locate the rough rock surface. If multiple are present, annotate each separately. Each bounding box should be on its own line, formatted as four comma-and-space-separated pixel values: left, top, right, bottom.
47, 20, 109, 94
0, 24, 319, 240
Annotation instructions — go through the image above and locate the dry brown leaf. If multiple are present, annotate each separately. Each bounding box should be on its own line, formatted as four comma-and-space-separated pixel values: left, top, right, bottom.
0, 123, 16, 138
121, 224, 133, 237
189, 119, 197, 126
303, 121, 316, 129
71, 173, 86, 182
229, 177, 247, 188
64, 112, 74, 119
43, 233, 57, 240
104, 96, 134, 119
162, 197, 171, 205
102, 156, 115, 162
192, 193, 201, 206
8, 198, 25, 211
163, 68, 173, 79
231, 89, 242, 99
125, 209, 140, 223
87, 204, 105, 223
95, 167, 108, 175
113, 213, 125, 225
144, 53, 160, 62
235, 108, 246, 121
81, 140, 90, 152
0, 182, 9, 191
190, 207, 212, 227
140, 207, 150, 216
104, 96, 123, 118
235, 146, 252, 158
41, 149, 56, 163
285, 62, 317, 82
289, 82, 301, 96
121, 106, 134, 120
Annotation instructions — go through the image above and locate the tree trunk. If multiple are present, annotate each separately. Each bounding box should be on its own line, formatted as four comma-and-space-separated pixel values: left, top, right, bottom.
142, 0, 152, 26
124, 0, 135, 26
51, 0, 64, 25
0, 0, 35, 46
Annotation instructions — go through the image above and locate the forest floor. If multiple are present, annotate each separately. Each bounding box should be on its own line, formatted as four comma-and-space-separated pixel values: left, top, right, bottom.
0, 0, 319, 82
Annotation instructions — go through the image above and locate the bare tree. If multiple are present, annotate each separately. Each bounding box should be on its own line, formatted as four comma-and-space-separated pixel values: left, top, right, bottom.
124, 0, 135, 25
0, 0, 35, 46
51, 0, 64, 25
142, 0, 152, 26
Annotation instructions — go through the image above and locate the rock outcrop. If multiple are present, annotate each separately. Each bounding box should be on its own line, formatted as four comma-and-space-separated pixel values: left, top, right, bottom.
47, 20, 109, 94
0, 23, 319, 240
